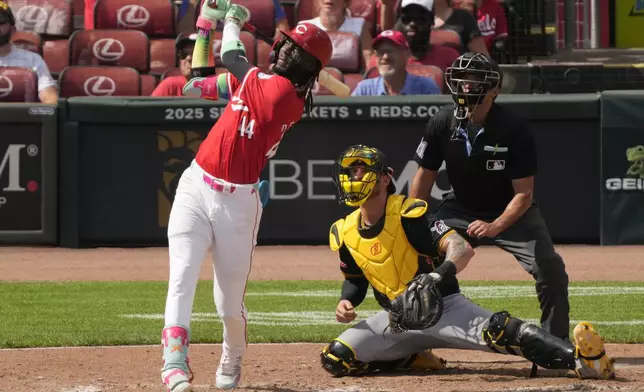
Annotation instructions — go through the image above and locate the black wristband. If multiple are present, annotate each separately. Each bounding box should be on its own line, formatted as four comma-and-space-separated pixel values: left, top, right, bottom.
190, 66, 217, 79
434, 259, 457, 279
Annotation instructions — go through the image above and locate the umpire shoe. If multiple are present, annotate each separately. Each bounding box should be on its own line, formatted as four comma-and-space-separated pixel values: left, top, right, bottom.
216, 353, 242, 389
401, 350, 447, 371
573, 322, 616, 380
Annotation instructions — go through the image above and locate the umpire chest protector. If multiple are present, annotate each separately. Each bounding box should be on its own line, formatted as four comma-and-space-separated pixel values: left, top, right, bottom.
329, 195, 427, 300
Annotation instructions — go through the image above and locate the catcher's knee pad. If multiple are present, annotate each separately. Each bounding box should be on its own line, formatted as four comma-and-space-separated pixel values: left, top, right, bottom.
483, 311, 575, 371
320, 340, 368, 377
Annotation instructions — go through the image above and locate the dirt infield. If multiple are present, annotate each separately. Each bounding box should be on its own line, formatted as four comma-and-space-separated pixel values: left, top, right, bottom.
1, 245, 644, 392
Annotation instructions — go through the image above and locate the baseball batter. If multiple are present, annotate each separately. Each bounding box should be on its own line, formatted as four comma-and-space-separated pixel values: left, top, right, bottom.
160, 1, 333, 391
319, 144, 616, 381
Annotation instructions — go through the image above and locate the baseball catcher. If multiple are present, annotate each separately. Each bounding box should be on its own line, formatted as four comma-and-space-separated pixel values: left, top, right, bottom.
320, 144, 616, 381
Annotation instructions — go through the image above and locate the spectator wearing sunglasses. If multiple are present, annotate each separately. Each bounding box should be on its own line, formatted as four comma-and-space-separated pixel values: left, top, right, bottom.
151, 33, 196, 97
383, 0, 460, 72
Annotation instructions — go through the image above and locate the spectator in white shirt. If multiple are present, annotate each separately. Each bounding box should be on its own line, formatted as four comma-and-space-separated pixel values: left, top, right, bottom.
0, 2, 58, 104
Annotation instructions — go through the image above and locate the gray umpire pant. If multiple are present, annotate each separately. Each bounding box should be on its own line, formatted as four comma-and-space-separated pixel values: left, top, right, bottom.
336, 294, 495, 362
434, 197, 571, 340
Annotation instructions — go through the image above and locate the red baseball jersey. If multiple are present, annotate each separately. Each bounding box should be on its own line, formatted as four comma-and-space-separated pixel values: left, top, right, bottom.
195, 67, 304, 184
477, 0, 508, 51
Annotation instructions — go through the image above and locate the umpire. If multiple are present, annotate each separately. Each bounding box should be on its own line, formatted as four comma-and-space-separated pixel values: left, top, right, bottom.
409, 52, 570, 341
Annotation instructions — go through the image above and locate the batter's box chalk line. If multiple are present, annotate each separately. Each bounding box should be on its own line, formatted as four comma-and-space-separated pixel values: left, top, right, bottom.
508, 385, 628, 392
60, 387, 103, 392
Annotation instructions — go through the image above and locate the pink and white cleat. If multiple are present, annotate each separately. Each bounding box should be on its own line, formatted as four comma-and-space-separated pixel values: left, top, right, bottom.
161, 325, 195, 392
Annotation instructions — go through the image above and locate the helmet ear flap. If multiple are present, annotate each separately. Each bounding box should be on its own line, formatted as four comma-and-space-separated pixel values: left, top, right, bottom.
269, 38, 286, 64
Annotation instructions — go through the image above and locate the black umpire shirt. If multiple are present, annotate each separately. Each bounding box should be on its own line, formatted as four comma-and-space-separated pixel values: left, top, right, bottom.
413, 103, 538, 213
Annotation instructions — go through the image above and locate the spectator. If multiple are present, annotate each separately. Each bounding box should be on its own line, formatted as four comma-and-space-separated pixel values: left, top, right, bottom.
151, 33, 195, 97
352, 29, 440, 96
300, 0, 373, 70
471, 0, 508, 53
432, 0, 488, 54
272, 0, 291, 41
384, 0, 459, 72
0, 2, 58, 104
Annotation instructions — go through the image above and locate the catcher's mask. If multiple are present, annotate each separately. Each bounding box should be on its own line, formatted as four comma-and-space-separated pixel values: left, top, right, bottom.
333, 145, 396, 207
444, 52, 502, 121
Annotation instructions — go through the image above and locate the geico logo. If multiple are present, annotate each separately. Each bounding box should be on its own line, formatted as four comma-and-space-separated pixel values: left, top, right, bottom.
605, 178, 644, 191
93, 38, 126, 62
83, 76, 117, 96
16, 5, 48, 25
0, 75, 14, 98
117, 5, 150, 28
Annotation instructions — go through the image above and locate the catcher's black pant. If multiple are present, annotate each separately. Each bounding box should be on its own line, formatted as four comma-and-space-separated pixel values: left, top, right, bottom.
434, 196, 571, 340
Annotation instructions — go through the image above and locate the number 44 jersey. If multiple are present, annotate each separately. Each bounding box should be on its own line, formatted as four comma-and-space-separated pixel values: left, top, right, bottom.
195, 67, 306, 185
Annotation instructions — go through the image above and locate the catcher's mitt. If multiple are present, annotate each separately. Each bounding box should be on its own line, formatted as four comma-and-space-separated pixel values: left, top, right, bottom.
388, 273, 444, 333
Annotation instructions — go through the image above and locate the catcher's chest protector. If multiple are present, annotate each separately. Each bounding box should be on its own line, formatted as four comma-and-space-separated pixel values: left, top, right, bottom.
336, 195, 423, 300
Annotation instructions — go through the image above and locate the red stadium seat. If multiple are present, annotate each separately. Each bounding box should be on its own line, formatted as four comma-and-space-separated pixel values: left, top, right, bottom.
327, 31, 361, 73
42, 39, 69, 75
312, 67, 343, 96
93, 0, 175, 37
161, 67, 182, 80
8, 0, 73, 36
256, 39, 272, 71
343, 72, 362, 93
141, 73, 158, 95
150, 38, 177, 75
10, 31, 42, 54
58, 65, 142, 97
295, 0, 314, 23
69, 29, 150, 73
406, 64, 444, 90
430, 29, 464, 53
212, 31, 257, 67
0, 67, 39, 102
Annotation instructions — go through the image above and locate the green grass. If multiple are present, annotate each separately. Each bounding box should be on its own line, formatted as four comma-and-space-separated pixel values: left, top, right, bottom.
1, 280, 644, 348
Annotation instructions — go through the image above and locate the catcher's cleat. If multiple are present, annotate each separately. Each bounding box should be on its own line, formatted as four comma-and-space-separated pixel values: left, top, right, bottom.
400, 350, 447, 371
573, 322, 616, 380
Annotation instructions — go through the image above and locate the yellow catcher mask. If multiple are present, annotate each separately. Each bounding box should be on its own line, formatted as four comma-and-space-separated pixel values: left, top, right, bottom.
333, 145, 396, 207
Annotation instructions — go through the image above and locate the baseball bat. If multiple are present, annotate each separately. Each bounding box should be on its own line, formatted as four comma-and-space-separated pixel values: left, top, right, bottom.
241, 23, 352, 98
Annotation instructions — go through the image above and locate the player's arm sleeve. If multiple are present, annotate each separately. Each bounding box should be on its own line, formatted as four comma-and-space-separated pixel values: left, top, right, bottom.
216, 73, 230, 100
402, 210, 456, 257
413, 111, 446, 170
508, 118, 538, 179
220, 20, 254, 82
338, 245, 369, 306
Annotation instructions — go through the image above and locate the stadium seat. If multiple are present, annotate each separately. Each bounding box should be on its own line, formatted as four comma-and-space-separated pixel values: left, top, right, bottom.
343, 72, 362, 93
10, 31, 42, 54
8, 0, 73, 37
212, 31, 257, 67
196, 0, 275, 40
406, 64, 444, 90
93, 0, 175, 37
295, 0, 314, 22
256, 39, 272, 71
58, 65, 142, 97
0, 66, 39, 102
150, 38, 177, 76
42, 39, 69, 75
327, 31, 362, 73
430, 29, 464, 53
141, 73, 158, 95
312, 67, 343, 96
68, 29, 151, 73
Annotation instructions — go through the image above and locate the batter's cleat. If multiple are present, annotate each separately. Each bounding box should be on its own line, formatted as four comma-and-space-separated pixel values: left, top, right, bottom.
572, 322, 616, 380
400, 349, 447, 371
183, 76, 218, 100
216, 353, 243, 389
161, 325, 195, 392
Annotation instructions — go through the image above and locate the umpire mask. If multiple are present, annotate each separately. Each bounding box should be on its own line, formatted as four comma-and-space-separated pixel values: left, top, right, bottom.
445, 52, 502, 121
333, 145, 396, 207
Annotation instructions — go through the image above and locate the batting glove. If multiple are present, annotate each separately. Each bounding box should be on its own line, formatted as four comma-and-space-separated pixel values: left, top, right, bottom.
196, 0, 231, 30
225, 4, 251, 29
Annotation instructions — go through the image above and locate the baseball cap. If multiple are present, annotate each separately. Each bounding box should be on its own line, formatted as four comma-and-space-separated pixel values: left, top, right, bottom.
400, 0, 434, 13
175, 32, 197, 50
372, 30, 410, 50
0, 1, 15, 25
